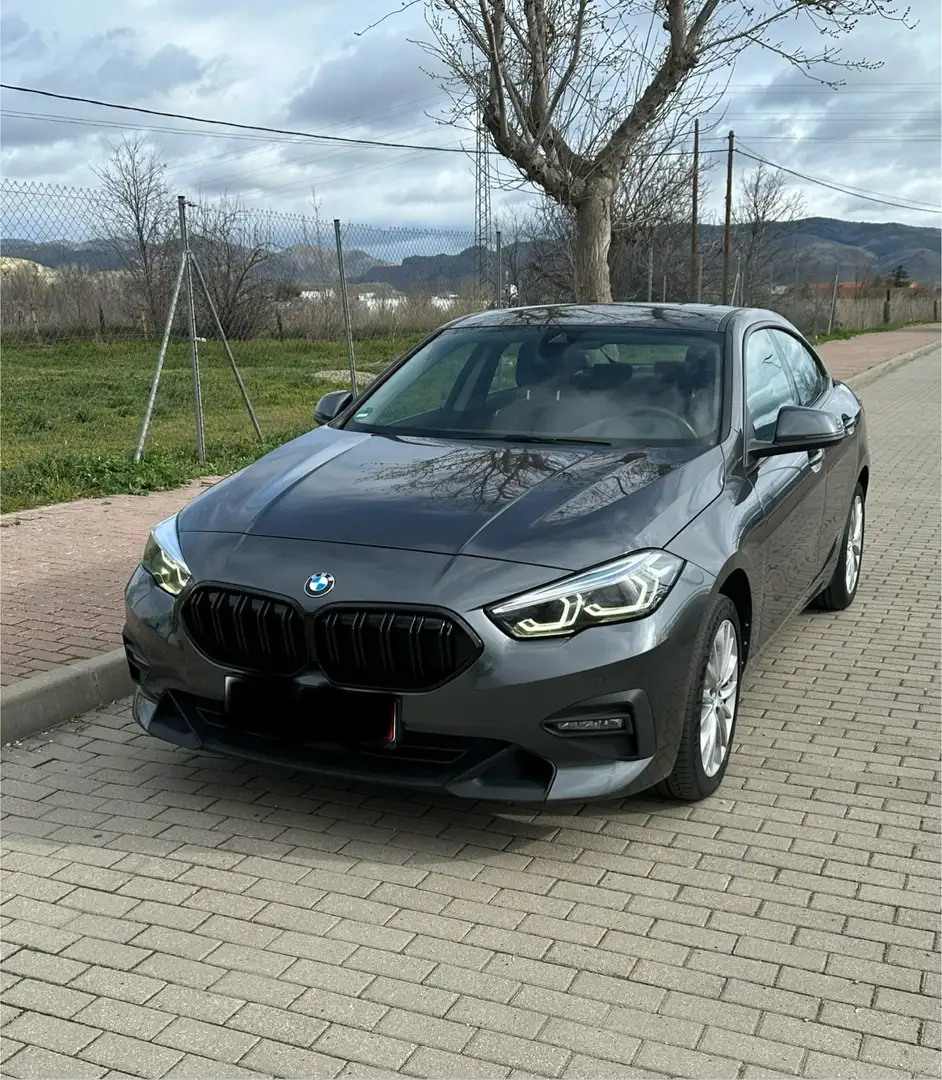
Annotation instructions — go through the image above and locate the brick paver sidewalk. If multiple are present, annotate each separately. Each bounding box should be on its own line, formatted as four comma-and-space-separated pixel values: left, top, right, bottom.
0, 480, 223, 686
0, 350, 939, 1077
1, 324, 939, 688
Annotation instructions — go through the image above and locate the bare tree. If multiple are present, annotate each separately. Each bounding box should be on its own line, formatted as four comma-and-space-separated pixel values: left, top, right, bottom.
412, 0, 911, 302
190, 197, 275, 341
733, 161, 804, 306
497, 120, 712, 304
93, 136, 175, 333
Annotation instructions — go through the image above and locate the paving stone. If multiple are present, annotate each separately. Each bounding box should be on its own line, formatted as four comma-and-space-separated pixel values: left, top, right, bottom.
239, 1038, 345, 1078
2, 949, 89, 987
466, 1029, 571, 1077
163, 1052, 263, 1078
362, 976, 458, 1019
314, 1023, 417, 1071
3, 1011, 100, 1056
1, 979, 95, 1020
147, 984, 245, 1026
2, 1045, 108, 1079
80, 1032, 185, 1078
154, 1016, 259, 1064
72, 998, 173, 1041
405, 1045, 512, 1079
291, 987, 389, 1031
228, 1001, 328, 1048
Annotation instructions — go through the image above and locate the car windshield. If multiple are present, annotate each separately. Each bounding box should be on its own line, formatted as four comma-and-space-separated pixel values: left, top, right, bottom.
341, 325, 725, 447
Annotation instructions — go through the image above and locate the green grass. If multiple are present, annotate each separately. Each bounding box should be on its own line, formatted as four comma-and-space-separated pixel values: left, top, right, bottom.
1, 336, 414, 512
807, 320, 925, 346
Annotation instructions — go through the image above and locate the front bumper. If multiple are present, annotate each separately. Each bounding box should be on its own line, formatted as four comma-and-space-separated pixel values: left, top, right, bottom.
123, 554, 713, 803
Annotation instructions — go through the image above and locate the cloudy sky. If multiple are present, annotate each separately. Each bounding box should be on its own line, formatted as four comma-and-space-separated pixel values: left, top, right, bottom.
1, 0, 939, 239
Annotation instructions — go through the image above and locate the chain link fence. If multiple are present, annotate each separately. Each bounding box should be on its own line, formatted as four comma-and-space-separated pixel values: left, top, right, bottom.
0, 181, 484, 509
1, 179, 938, 511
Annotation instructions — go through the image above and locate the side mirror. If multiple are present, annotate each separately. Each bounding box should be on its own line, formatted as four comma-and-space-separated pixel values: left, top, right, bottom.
313, 390, 353, 426
751, 405, 845, 458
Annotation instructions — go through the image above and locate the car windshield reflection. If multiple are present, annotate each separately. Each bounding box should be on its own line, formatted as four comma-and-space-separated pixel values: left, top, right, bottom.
341, 325, 725, 448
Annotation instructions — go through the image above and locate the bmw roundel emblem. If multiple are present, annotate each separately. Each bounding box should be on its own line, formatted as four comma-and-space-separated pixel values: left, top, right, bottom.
304, 572, 335, 598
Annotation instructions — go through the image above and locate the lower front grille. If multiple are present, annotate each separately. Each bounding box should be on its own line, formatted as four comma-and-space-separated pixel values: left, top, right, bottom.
313, 607, 482, 691
181, 585, 307, 676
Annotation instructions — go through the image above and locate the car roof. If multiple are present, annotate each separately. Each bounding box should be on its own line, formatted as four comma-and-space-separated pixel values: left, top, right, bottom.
445, 302, 784, 334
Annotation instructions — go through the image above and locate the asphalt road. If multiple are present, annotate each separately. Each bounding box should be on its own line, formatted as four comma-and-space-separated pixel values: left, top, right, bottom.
1, 350, 939, 1079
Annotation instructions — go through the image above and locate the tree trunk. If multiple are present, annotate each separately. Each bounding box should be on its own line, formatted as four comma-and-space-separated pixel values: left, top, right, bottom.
573, 190, 613, 303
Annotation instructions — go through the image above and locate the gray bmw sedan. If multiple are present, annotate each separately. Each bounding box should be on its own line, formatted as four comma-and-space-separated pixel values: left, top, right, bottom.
123, 303, 869, 803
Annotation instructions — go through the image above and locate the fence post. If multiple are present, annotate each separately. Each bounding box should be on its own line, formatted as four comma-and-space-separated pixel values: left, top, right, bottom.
827, 266, 840, 334
178, 195, 205, 464
333, 219, 358, 395
189, 255, 263, 443
135, 251, 187, 463
934, 298, 939, 323
883, 288, 891, 326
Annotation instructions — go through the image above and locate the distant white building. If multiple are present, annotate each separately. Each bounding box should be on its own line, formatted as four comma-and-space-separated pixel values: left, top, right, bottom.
356, 292, 405, 312
430, 294, 460, 310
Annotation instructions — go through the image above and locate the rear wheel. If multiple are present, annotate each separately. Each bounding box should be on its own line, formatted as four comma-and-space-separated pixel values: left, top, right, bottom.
659, 595, 742, 802
814, 483, 865, 611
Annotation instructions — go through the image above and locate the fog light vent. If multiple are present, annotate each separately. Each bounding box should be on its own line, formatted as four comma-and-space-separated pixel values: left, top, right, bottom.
548, 717, 624, 734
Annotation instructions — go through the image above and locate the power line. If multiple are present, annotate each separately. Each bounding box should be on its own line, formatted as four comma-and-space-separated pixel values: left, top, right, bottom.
735, 146, 942, 215
0, 106, 726, 167
0, 83, 471, 155
2, 83, 937, 217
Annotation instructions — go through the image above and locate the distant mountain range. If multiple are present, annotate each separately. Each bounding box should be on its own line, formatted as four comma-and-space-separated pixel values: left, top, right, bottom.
352, 218, 941, 293
2, 217, 938, 292
0, 238, 388, 283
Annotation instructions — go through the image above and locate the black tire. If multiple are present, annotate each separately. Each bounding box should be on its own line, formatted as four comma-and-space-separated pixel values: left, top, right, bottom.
814, 483, 865, 612
658, 595, 742, 802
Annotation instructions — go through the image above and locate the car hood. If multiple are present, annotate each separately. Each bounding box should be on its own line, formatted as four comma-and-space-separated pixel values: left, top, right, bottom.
178, 427, 725, 571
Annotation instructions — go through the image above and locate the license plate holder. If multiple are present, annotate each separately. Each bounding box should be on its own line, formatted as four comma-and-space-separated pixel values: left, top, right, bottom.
224, 676, 398, 747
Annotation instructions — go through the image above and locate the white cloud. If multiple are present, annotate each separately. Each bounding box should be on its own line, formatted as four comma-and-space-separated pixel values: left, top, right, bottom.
1, 0, 939, 234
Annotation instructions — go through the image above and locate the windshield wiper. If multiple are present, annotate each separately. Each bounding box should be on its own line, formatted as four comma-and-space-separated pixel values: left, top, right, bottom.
494, 433, 613, 447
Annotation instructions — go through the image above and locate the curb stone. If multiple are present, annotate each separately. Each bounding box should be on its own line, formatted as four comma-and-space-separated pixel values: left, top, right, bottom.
1, 647, 131, 745
841, 340, 939, 390
1, 336, 939, 747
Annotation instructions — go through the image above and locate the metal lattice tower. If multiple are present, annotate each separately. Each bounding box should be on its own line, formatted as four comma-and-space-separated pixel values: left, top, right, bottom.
473, 112, 493, 301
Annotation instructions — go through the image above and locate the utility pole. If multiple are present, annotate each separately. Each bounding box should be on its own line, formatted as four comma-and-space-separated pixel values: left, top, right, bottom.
495, 229, 502, 308
722, 130, 734, 305
690, 118, 699, 302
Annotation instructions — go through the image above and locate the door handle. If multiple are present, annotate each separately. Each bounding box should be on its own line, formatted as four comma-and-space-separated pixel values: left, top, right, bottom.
809, 449, 825, 471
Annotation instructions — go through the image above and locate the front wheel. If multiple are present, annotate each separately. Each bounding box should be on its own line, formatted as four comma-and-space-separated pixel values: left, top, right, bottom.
814, 483, 865, 612
659, 595, 742, 802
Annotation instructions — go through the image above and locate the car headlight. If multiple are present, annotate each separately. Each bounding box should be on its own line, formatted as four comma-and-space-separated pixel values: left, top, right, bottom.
486, 550, 684, 639
141, 514, 192, 596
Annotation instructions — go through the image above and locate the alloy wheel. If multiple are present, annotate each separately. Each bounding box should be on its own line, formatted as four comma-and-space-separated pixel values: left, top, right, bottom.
844, 495, 864, 595
700, 618, 739, 778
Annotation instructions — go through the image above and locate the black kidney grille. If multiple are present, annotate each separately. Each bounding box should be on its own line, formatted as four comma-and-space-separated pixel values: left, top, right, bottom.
313, 608, 480, 691
182, 586, 307, 676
